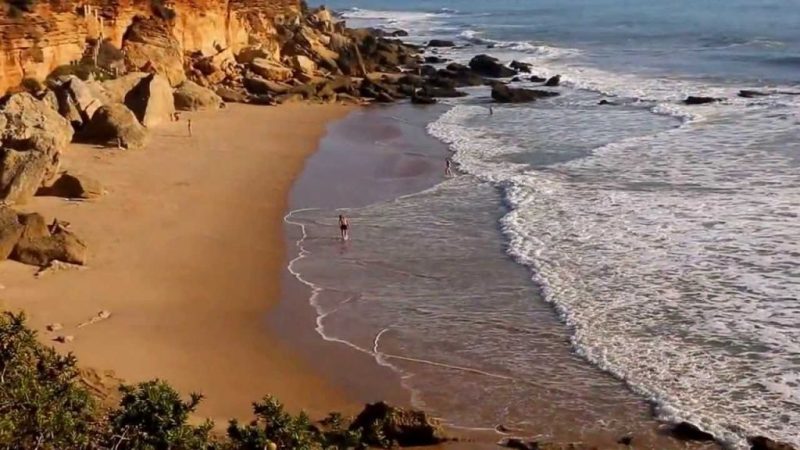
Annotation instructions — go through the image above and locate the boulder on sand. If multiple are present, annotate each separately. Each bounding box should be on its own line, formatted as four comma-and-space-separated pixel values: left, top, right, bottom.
38, 172, 103, 199
173, 81, 223, 111
469, 54, 517, 78
123, 73, 175, 128
491, 84, 559, 103
53, 76, 106, 128
0, 206, 24, 260
215, 87, 249, 103
349, 402, 445, 447
81, 103, 150, 150
0, 93, 74, 204
12, 221, 88, 267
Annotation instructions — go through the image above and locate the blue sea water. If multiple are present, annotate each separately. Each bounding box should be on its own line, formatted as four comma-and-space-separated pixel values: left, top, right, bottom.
289, 1, 800, 448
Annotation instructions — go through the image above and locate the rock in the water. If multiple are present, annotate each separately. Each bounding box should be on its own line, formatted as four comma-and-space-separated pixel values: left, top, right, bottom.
13, 224, 88, 267
545, 74, 561, 86
124, 74, 174, 128
0, 206, 23, 260
684, 96, 719, 105
469, 54, 517, 78
250, 58, 294, 82
38, 172, 103, 199
670, 422, 715, 441
510, 60, 532, 73
617, 435, 633, 446
491, 84, 559, 103
738, 90, 770, 98
411, 93, 437, 104
173, 81, 223, 111
530, 75, 547, 82
749, 436, 796, 450
81, 103, 150, 150
122, 17, 186, 87
427, 39, 456, 47
349, 401, 445, 447
424, 55, 447, 64
0, 93, 74, 204
215, 87, 249, 103
420, 85, 468, 98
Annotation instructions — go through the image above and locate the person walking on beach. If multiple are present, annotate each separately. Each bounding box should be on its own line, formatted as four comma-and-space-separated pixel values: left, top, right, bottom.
489, 106, 494, 116
187, 119, 193, 137
445, 158, 453, 177
339, 214, 350, 241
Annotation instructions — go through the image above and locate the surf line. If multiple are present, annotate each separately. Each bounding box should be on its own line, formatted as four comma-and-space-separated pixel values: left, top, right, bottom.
284, 208, 561, 392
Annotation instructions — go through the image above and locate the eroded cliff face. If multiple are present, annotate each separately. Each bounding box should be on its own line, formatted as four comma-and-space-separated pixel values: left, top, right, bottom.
0, 0, 301, 93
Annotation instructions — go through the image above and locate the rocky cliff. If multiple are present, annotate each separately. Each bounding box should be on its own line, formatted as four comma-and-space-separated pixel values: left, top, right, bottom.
0, 0, 301, 93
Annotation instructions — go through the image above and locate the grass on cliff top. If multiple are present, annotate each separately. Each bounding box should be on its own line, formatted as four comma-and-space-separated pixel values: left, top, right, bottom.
0, 312, 370, 449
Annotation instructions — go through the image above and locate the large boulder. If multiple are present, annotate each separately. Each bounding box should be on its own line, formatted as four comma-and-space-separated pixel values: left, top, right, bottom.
173, 81, 223, 111
545, 74, 561, 87
53, 76, 106, 128
101, 72, 149, 103
243, 76, 287, 96
510, 60, 532, 73
38, 171, 103, 199
122, 16, 186, 87
0, 206, 24, 260
215, 87, 249, 103
469, 54, 517, 78
0, 93, 74, 204
250, 58, 294, 82
81, 103, 149, 150
349, 402, 445, 447
13, 224, 88, 267
491, 84, 559, 103
427, 39, 456, 48
289, 55, 317, 76
123, 74, 174, 128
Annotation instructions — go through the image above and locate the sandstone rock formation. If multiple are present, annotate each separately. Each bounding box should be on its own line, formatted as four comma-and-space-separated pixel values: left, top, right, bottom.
124, 74, 175, 128
173, 81, 223, 111
122, 16, 186, 87
0, 93, 74, 204
0, 206, 24, 260
39, 171, 103, 199
13, 221, 88, 267
81, 103, 149, 150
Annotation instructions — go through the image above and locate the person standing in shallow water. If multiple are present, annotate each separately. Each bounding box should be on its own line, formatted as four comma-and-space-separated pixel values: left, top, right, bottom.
339, 215, 349, 241
445, 158, 453, 177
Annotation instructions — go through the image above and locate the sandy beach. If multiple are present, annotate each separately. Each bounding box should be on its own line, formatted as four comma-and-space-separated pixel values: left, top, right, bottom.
0, 103, 356, 424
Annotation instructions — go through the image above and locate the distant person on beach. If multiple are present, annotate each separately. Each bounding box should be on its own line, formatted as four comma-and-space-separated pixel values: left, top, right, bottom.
489, 106, 493, 116
445, 158, 453, 177
187, 119, 193, 137
339, 215, 350, 241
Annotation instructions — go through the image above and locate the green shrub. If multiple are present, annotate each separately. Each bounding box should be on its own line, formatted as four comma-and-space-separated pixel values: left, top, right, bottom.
0, 312, 99, 449
227, 396, 317, 450
106, 380, 217, 450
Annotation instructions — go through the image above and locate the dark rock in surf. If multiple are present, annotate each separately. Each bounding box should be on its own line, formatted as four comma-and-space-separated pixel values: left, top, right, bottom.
511, 76, 522, 82
420, 65, 438, 77
684, 96, 720, 105
491, 84, 559, 103
617, 435, 633, 446
738, 90, 770, 98
669, 422, 715, 441
420, 85, 468, 98
446, 62, 469, 72
510, 60, 532, 73
424, 55, 448, 64
598, 99, 619, 106
411, 93, 437, 105
469, 54, 517, 78
390, 29, 409, 37
427, 39, 456, 48
748, 436, 797, 450
545, 74, 561, 86
530, 75, 547, 82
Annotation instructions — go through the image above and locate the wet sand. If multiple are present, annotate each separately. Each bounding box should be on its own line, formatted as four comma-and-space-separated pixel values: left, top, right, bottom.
0, 103, 358, 424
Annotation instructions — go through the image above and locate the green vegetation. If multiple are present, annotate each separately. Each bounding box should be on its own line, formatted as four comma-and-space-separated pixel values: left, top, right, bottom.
0, 312, 405, 449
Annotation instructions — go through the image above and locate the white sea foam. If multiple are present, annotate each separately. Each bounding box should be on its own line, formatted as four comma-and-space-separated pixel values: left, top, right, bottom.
429, 103, 800, 449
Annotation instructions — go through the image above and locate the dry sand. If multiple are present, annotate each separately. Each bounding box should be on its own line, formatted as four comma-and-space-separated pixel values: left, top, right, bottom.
0, 103, 357, 424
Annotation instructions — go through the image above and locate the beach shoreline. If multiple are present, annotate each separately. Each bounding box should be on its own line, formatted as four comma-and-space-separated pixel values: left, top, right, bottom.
0, 103, 359, 424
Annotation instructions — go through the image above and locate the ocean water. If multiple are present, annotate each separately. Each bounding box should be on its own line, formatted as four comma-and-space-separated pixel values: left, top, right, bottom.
290, 1, 800, 448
